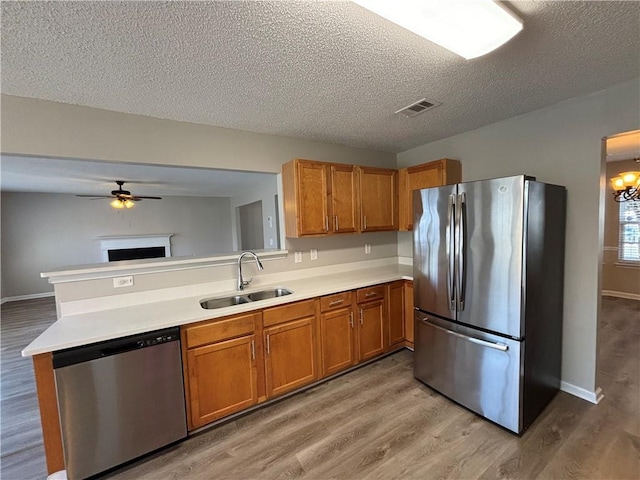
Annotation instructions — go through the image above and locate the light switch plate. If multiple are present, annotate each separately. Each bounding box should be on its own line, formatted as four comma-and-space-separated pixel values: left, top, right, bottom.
294, 251, 303, 263
365, 244, 372, 254
113, 276, 134, 288
310, 248, 318, 261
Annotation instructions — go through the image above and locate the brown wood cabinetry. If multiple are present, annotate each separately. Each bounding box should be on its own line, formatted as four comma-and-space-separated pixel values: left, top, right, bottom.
282, 159, 358, 237
356, 285, 386, 361
319, 291, 356, 376
387, 281, 405, 348
398, 159, 462, 231
358, 166, 398, 232
329, 164, 359, 233
182, 312, 261, 429
263, 300, 318, 398
405, 281, 414, 348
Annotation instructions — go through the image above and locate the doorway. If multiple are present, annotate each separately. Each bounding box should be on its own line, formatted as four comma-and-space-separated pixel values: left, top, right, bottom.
238, 200, 264, 250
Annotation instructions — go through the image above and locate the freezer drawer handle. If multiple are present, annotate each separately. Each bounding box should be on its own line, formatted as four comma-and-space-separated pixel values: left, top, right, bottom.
422, 319, 509, 352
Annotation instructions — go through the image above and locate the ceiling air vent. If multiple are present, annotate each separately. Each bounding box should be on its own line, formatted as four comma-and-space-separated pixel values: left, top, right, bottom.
396, 98, 441, 117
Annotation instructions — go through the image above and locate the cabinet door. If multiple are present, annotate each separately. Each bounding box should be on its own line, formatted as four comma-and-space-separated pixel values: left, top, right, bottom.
320, 307, 356, 376
399, 159, 462, 230
186, 335, 257, 428
330, 164, 358, 234
405, 281, 415, 347
358, 300, 385, 361
387, 281, 405, 348
283, 159, 329, 237
264, 317, 317, 398
358, 167, 398, 232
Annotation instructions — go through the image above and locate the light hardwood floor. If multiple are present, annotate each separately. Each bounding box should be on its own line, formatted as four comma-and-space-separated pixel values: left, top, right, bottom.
1, 296, 638, 479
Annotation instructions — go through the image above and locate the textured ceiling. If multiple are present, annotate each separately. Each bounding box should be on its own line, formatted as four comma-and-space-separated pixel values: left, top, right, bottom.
0, 155, 276, 197
1, 1, 639, 153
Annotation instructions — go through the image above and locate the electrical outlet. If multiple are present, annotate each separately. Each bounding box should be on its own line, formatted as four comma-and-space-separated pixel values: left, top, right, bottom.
365, 244, 372, 254
294, 251, 303, 263
310, 248, 318, 261
113, 276, 134, 288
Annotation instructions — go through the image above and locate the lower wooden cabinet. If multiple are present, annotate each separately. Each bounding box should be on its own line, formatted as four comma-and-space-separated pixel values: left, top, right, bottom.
358, 299, 386, 361
356, 285, 387, 361
186, 334, 258, 429
319, 291, 356, 377
404, 281, 414, 348
262, 300, 318, 399
387, 281, 405, 348
181, 281, 414, 431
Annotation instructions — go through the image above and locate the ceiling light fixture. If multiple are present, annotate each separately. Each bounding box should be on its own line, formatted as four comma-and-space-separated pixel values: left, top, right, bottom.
110, 198, 135, 209
610, 170, 640, 202
352, 0, 523, 59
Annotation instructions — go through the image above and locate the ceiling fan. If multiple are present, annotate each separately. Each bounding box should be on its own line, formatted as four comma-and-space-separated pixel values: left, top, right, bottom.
76, 180, 162, 209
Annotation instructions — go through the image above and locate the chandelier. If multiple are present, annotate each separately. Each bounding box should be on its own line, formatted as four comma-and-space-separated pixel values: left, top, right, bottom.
610, 170, 640, 202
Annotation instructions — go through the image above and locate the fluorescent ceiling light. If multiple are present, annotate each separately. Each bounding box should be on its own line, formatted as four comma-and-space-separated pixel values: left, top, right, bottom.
352, 0, 523, 59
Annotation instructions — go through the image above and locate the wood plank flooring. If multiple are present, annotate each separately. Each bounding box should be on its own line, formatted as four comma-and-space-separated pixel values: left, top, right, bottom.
1, 296, 638, 480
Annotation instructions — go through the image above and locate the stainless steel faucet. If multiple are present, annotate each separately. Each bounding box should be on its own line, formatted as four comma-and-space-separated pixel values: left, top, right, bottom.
237, 251, 264, 290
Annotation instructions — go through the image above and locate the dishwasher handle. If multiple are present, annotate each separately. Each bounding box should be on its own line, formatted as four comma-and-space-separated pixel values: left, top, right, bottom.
100, 340, 146, 357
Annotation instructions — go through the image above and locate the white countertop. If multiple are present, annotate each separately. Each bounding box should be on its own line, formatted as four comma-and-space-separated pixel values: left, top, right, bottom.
23, 262, 413, 357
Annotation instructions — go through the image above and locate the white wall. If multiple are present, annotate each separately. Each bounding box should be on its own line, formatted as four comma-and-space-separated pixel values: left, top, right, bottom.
398, 78, 640, 396
229, 175, 279, 250
1, 192, 234, 299
0, 95, 397, 173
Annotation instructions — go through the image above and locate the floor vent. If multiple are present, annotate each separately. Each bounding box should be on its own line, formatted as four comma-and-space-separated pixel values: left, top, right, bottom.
396, 98, 441, 117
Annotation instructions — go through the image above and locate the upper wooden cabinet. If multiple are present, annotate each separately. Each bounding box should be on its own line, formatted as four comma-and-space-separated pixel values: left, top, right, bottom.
329, 164, 359, 234
398, 159, 462, 231
358, 166, 398, 232
282, 159, 358, 237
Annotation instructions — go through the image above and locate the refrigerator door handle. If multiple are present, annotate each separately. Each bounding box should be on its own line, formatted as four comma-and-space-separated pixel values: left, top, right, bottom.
447, 194, 456, 311
456, 192, 467, 311
421, 318, 509, 352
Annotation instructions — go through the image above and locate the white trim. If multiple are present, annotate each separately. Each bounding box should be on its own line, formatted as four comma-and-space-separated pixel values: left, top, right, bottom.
603, 246, 618, 252
41, 249, 288, 284
560, 382, 604, 404
1, 291, 55, 305
99, 234, 173, 262
602, 290, 640, 300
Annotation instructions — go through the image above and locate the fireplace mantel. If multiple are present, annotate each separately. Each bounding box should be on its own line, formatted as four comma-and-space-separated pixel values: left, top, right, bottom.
99, 234, 173, 262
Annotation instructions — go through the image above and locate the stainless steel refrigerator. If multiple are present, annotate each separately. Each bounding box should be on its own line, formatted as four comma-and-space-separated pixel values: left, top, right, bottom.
413, 175, 566, 434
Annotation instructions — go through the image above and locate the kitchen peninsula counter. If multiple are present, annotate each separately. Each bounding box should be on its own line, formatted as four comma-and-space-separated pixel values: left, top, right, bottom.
23, 259, 413, 356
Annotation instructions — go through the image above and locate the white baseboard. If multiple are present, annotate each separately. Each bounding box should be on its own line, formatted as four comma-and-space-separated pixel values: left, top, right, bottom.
560, 382, 604, 404
601, 290, 640, 301
0, 292, 55, 305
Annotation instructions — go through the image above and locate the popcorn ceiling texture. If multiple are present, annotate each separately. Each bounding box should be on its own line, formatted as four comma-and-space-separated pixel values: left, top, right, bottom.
1, 1, 638, 153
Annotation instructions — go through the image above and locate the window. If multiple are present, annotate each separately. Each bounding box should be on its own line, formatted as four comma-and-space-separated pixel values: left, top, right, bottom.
619, 202, 640, 262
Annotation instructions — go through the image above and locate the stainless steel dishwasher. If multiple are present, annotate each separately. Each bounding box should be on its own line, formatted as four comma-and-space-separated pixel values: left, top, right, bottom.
53, 327, 187, 480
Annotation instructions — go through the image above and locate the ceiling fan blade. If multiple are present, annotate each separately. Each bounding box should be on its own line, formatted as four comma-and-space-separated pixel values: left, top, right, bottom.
136, 196, 163, 200
75, 194, 113, 198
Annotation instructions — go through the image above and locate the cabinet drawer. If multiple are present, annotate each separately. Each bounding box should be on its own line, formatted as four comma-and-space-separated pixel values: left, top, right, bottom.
263, 299, 316, 327
184, 312, 258, 349
320, 291, 353, 312
356, 285, 385, 303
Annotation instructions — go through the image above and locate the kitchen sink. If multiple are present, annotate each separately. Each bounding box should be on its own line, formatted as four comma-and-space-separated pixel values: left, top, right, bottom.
247, 288, 292, 301
200, 288, 293, 309
200, 295, 251, 309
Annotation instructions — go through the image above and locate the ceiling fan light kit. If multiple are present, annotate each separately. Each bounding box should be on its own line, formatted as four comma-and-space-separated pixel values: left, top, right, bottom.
352, 0, 523, 59
76, 180, 162, 209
